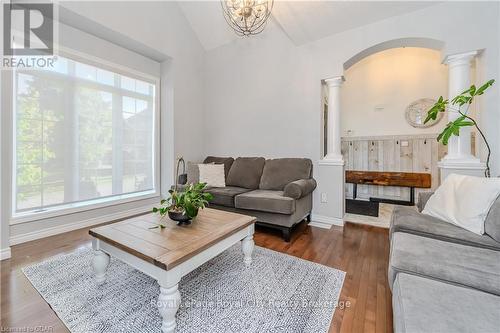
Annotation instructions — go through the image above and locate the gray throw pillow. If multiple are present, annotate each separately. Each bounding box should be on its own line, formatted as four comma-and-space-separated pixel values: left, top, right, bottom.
226, 157, 265, 189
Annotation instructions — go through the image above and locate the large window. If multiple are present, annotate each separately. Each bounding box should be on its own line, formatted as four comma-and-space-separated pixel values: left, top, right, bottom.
13, 54, 157, 215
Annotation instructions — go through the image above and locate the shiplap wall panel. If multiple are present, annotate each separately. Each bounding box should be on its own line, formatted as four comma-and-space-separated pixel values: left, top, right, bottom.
342, 134, 446, 202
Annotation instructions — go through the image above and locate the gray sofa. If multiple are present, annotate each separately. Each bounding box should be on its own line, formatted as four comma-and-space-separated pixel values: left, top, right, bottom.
389, 193, 500, 332
179, 156, 317, 241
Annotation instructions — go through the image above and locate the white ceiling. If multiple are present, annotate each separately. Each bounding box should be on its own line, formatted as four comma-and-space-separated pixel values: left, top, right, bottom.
178, 1, 439, 51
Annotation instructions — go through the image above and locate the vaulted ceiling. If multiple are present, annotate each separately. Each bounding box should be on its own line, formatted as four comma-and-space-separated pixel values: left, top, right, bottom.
178, 1, 439, 51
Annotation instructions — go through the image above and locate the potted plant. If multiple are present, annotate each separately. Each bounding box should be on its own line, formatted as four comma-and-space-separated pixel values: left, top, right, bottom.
152, 182, 213, 227
425, 79, 495, 177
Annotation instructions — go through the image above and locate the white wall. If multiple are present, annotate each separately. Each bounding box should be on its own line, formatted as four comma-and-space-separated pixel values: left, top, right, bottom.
203, 2, 500, 221
341, 47, 448, 137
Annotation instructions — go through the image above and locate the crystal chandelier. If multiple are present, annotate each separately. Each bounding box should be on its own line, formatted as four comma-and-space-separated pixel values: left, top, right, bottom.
221, 0, 274, 37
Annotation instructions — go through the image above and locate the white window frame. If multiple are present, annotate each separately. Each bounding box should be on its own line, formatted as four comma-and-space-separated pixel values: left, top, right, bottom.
10, 46, 161, 225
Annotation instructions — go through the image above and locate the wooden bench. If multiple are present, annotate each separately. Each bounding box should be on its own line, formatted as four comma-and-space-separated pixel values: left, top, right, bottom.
345, 171, 432, 206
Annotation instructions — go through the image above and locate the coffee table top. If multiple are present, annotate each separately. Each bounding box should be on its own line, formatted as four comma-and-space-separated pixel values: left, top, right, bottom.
89, 208, 255, 270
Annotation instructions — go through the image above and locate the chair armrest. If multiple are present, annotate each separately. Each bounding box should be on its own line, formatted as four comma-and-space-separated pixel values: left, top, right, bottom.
284, 179, 317, 199
418, 191, 434, 212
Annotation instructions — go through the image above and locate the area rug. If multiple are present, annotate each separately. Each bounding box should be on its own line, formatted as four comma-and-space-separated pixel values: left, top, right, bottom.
23, 244, 345, 333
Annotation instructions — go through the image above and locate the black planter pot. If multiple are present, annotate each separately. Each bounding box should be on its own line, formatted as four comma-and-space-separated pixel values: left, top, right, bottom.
168, 210, 193, 225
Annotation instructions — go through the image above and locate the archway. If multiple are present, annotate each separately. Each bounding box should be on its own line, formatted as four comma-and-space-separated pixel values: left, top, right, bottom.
322, 37, 452, 227
343, 37, 445, 71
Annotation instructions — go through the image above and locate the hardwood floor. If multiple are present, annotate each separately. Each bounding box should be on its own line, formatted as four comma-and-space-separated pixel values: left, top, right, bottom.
0, 219, 392, 333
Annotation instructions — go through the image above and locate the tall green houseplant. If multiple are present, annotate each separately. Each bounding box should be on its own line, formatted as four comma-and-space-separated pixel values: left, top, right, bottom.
425, 79, 495, 177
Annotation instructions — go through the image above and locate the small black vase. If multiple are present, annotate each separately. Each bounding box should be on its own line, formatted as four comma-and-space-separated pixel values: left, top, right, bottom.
168, 210, 192, 225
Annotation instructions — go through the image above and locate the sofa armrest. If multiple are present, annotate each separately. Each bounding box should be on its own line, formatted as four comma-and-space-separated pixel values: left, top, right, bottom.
418, 191, 434, 212
284, 179, 317, 199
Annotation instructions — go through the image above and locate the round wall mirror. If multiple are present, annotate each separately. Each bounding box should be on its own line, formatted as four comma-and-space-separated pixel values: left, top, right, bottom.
405, 98, 442, 128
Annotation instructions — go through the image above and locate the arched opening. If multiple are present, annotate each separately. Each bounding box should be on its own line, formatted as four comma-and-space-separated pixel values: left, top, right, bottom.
324, 38, 451, 227
343, 38, 445, 71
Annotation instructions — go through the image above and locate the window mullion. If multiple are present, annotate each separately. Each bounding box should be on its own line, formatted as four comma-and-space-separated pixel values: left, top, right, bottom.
112, 75, 124, 194
64, 61, 79, 202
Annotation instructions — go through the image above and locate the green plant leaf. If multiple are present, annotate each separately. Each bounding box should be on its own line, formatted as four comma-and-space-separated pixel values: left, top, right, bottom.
469, 85, 476, 96
424, 98, 448, 124
475, 79, 495, 95
451, 94, 471, 106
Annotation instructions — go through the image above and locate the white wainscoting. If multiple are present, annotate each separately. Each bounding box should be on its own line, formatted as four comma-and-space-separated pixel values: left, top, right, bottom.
342, 134, 447, 202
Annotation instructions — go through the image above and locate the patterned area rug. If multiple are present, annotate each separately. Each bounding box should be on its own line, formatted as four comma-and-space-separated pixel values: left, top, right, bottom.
23, 244, 345, 333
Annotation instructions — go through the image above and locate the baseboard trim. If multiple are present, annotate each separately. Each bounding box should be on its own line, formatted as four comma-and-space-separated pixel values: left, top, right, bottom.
1, 247, 12, 260
9, 206, 152, 246
310, 214, 344, 229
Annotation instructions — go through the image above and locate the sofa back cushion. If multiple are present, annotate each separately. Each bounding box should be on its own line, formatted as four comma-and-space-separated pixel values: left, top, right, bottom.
485, 196, 500, 243
203, 156, 234, 179
259, 158, 313, 190
226, 157, 265, 189
186, 161, 200, 184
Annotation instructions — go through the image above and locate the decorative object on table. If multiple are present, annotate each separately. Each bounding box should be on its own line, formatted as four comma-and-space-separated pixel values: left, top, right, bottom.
175, 156, 187, 189
405, 98, 440, 128
425, 79, 495, 177
221, 0, 274, 37
152, 183, 213, 226
198, 163, 226, 188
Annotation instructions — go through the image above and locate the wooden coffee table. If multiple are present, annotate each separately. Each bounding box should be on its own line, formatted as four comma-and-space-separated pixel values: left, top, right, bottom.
89, 208, 256, 333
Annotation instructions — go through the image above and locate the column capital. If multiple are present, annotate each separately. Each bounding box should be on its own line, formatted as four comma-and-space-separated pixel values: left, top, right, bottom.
443, 50, 479, 66
324, 76, 345, 87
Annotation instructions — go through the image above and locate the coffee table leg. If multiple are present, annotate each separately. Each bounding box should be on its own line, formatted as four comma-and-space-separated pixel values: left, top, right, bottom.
92, 250, 110, 284
158, 283, 181, 333
242, 226, 255, 265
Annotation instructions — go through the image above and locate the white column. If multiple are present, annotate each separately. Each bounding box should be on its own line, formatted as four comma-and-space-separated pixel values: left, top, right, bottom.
324, 76, 345, 162
316, 76, 345, 229
439, 51, 485, 181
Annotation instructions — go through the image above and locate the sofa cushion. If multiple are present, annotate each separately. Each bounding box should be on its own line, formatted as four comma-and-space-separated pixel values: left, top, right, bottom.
203, 156, 234, 179
485, 196, 500, 243
226, 157, 265, 189
393, 273, 500, 333
390, 206, 500, 250
389, 232, 500, 295
235, 190, 295, 214
205, 186, 251, 208
259, 158, 312, 190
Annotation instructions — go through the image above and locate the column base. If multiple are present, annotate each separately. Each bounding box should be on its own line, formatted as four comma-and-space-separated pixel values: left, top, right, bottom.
318, 156, 344, 166
438, 159, 486, 182
316, 159, 345, 226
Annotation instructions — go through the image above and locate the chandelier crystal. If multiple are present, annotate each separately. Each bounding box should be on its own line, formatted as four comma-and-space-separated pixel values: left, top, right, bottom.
221, 0, 274, 37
